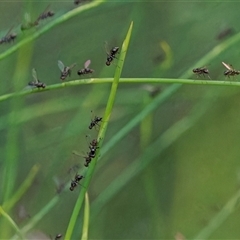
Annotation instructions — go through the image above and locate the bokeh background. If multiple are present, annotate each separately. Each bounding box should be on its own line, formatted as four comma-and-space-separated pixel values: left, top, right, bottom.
1, 1, 240, 239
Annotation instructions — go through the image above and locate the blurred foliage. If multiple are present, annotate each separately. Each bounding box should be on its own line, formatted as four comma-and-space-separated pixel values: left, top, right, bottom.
1, 1, 240, 239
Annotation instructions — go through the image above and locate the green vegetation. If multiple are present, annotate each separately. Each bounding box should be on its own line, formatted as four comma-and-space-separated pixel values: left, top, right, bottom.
1, 1, 240, 239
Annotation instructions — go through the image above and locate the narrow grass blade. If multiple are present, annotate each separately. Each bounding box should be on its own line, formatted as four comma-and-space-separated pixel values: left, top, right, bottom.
11, 196, 59, 240
0, 206, 25, 240
64, 21, 133, 240
81, 192, 90, 240
90, 87, 224, 219
193, 189, 240, 239
2, 164, 40, 212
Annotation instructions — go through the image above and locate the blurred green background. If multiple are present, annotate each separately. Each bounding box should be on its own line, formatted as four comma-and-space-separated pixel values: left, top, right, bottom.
1, 1, 240, 239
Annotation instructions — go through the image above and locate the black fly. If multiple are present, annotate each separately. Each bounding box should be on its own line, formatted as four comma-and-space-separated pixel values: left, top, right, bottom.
77, 60, 94, 76
88, 138, 99, 158
69, 174, 84, 191
58, 60, 76, 80
105, 44, 119, 66
36, 5, 54, 23
222, 62, 240, 78
89, 111, 102, 130
0, 27, 17, 44
28, 68, 46, 89
192, 66, 211, 79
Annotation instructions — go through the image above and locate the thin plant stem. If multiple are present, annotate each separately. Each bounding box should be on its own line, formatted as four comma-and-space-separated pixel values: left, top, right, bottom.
0, 206, 25, 240
193, 189, 240, 239
2, 164, 40, 212
64, 21, 133, 240
0, 78, 239, 103
81, 193, 90, 240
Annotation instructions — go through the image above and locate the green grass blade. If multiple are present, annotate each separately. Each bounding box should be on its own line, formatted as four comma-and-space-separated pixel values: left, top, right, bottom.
11, 196, 59, 240
2, 164, 40, 212
0, 206, 25, 240
100, 84, 179, 156
1, 78, 240, 104
81, 193, 90, 240
193, 189, 240, 239
64, 21, 133, 240
90, 87, 224, 219
98, 21, 133, 141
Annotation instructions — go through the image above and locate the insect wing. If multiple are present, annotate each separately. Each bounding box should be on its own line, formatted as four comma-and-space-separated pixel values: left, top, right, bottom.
84, 60, 91, 69
24, 12, 31, 23
58, 60, 65, 72
104, 41, 110, 55
4, 26, 14, 38
32, 68, 39, 83
222, 62, 233, 70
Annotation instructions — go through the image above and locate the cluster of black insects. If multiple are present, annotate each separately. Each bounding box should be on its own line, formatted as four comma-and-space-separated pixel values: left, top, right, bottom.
27, 45, 119, 89
0, 1, 118, 87
0, 1, 87, 41
0, 4, 55, 44
0, 2, 120, 90
193, 62, 240, 79
1, 0, 110, 213
0, 3, 110, 238
28, 43, 118, 89
69, 111, 102, 192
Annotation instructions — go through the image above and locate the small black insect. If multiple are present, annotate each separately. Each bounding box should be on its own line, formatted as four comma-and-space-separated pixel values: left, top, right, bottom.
86, 138, 99, 162
0, 28, 17, 44
83, 155, 92, 167
105, 45, 119, 66
89, 111, 102, 130
77, 59, 94, 76
28, 68, 46, 89
58, 60, 76, 80
192, 66, 211, 79
55, 233, 62, 240
88, 146, 96, 158
72, 151, 92, 167
222, 62, 240, 78
90, 138, 98, 147
88, 145, 99, 158
36, 5, 54, 23
69, 174, 84, 191
89, 139, 99, 157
